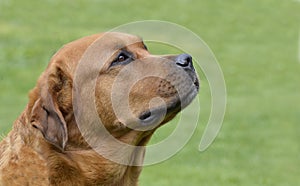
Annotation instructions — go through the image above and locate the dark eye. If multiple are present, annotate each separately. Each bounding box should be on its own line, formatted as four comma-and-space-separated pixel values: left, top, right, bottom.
111, 51, 133, 67
116, 53, 128, 62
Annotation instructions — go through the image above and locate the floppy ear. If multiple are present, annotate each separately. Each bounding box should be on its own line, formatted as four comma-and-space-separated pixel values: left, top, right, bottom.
30, 66, 70, 151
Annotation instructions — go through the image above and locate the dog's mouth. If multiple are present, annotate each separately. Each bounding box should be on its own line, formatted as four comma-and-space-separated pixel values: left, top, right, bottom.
138, 80, 199, 129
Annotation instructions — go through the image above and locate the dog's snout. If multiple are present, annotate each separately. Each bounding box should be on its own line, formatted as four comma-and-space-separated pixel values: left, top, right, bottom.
175, 54, 193, 69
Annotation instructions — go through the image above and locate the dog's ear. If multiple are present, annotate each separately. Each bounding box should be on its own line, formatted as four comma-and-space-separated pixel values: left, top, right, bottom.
30, 66, 71, 151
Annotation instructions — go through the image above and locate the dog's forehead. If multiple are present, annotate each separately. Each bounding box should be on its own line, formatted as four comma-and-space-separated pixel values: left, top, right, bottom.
48, 32, 146, 75
107, 32, 142, 42
101, 32, 144, 50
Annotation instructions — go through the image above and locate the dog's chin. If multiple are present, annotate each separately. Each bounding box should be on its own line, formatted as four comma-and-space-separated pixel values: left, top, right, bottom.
138, 83, 199, 130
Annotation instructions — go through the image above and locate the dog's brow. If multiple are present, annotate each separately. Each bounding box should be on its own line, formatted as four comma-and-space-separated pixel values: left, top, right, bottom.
113, 44, 126, 51
113, 40, 143, 51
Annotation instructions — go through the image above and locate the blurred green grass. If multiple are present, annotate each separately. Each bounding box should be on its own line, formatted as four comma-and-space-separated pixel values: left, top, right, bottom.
0, 0, 299, 185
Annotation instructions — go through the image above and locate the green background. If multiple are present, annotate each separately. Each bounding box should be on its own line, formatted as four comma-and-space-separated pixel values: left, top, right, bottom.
0, 0, 299, 185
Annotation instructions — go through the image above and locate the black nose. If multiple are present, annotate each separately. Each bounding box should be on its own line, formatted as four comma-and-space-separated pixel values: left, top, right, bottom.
175, 54, 193, 68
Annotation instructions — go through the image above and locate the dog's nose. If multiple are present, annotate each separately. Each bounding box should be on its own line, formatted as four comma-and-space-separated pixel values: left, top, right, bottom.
175, 54, 193, 69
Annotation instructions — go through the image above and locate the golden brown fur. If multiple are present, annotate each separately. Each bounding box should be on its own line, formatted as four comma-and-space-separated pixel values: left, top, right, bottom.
0, 32, 199, 186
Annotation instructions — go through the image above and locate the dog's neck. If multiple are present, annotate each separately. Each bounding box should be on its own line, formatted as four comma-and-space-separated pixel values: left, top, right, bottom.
9, 109, 145, 186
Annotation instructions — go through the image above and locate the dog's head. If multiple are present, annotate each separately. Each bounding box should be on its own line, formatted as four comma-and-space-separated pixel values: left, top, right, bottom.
28, 32, 199, 153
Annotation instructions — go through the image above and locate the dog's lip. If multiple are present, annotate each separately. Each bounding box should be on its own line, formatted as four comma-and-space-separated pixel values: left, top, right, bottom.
138, 105, 170, 127
138, 83, 199, 126
194, 77, 200, 91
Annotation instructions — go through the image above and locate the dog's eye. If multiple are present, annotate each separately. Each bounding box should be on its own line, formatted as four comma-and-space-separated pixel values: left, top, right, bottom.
111, 51, 133, 67
117, 54, 128, 62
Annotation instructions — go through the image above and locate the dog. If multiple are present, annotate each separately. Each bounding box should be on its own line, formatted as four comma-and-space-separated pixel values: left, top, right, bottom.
0, 32, 199, 186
